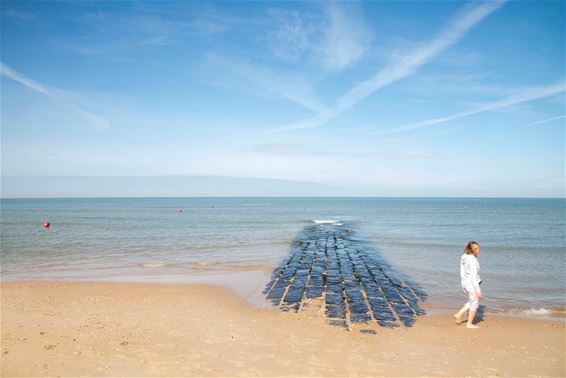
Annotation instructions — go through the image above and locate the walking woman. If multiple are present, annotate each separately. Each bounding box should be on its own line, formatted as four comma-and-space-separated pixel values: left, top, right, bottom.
454, 241, 482, 329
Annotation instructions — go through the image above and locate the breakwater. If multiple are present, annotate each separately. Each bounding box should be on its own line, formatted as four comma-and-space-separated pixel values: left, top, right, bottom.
264, 222, 427, 329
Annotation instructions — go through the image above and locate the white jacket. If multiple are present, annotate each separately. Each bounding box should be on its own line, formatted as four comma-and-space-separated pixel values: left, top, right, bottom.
460, 253, 481, 293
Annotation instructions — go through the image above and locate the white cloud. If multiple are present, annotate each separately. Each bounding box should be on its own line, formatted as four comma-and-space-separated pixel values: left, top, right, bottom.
198, 55, 328, 113
267, 9, 320, 63
278, 0, 505, 131
59, 7, 233, 56
1, 63, 109, 129
250, 142, 435, 159
162, 4, 370, 114
2, 9, 37, 21
319, 3, 371, 70
267, 3, 371, 71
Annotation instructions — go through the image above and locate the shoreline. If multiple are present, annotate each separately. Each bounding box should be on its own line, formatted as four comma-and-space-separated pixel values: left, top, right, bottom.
2, 275, 564, 322
2, 280, 564, 377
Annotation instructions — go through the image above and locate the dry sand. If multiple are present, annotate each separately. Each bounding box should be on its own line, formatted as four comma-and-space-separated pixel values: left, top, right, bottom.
1, 281, 564, 377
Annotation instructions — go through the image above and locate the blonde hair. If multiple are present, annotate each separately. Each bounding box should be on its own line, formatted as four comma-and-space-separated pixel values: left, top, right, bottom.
464, 241, 480, 257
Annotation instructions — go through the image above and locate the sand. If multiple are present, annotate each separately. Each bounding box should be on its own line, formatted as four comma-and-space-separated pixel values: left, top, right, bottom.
1, 281, 564, 377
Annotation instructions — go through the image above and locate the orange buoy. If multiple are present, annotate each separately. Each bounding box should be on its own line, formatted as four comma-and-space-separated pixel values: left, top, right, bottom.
43, 222, 50, 229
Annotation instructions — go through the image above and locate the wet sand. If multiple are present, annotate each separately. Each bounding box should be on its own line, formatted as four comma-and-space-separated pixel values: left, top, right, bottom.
1, 281, 564, 377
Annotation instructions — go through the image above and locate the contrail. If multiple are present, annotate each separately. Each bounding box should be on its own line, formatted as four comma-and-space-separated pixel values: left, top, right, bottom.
525, 114, 565, 127
1, 62, 109, 129
388, 82, 564, 133
278, 0, 506, 131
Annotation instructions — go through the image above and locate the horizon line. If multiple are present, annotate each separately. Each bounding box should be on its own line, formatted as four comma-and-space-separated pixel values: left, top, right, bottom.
1, 195, 564, 200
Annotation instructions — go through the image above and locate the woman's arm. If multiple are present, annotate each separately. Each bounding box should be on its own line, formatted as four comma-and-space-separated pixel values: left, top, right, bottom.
469, 258, 482, 294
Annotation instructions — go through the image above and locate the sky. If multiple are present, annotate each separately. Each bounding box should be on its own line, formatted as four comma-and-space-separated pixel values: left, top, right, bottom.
1, 1, 564, 197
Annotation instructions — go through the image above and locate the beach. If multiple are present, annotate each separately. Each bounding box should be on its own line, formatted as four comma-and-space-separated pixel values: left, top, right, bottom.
1, 198, 564, 376
3, 0, 564, 375
1, 281, 564, 377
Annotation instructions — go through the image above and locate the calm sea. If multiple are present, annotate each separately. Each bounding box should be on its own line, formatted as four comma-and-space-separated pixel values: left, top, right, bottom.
1, 198, 564, 319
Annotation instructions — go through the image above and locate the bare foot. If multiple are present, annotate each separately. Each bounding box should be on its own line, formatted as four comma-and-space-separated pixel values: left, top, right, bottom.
466, 324, 480, 329
453, 315, 463, 324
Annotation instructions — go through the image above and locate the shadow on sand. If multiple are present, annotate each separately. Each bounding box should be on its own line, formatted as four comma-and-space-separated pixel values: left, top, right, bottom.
475, 305, 486, 324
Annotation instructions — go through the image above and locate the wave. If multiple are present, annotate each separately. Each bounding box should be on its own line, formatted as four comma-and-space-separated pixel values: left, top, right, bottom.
312, 219, 342, 226
137, 260, 272, 272
138, 262, 177, 268
522, 308, 552, 316
192, 261, 217, 266
189, 261, 273, 272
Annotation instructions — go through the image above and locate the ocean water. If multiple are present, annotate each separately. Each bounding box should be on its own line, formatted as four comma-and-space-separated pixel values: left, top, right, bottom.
1, 198, 564, 319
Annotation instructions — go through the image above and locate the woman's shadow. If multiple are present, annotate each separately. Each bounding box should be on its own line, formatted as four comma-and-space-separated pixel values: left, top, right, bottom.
474, 305, 486, 324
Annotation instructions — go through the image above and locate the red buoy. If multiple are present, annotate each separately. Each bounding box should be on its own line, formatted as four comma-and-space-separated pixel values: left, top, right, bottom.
43, 222, 50, 229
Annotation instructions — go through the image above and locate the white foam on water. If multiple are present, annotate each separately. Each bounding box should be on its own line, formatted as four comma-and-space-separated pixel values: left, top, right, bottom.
138, 263, 174, 268
523, 308, 552, 316
312, 219, 342, 225
193, 261, 218, 266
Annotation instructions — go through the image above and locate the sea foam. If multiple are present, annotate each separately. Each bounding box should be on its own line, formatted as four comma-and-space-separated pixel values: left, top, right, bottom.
523, 308, 552, 316
312, 219, 342, 226
138, 263, 175, 268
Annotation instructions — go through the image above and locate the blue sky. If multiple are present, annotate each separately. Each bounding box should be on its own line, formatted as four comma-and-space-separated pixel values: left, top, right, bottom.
1, 1, 564, 197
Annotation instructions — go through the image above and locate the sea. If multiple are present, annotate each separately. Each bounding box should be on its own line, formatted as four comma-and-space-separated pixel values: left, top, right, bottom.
1, 197, 564, 320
